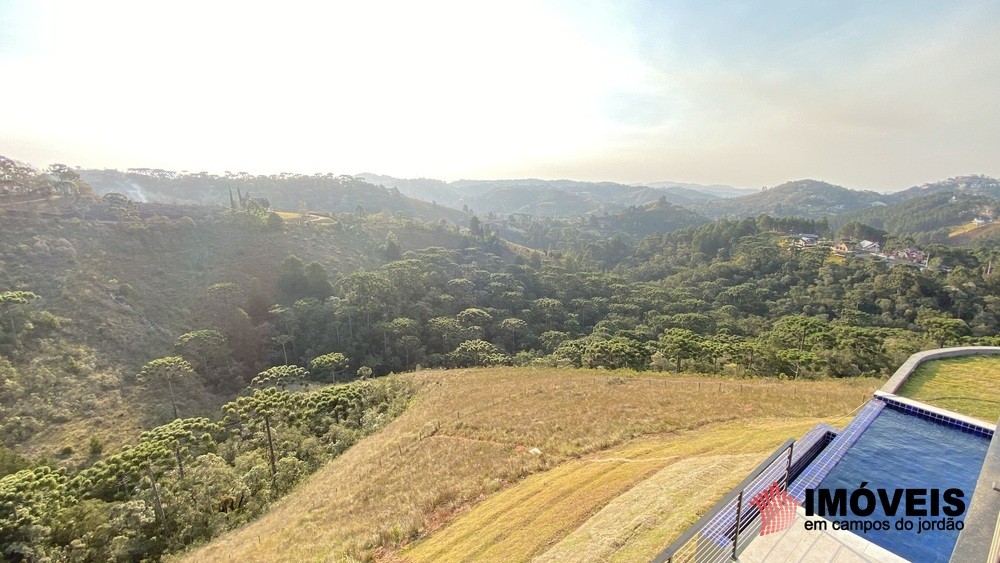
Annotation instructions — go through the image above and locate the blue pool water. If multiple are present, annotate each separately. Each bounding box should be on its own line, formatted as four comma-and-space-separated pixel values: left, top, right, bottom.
817, 408, 990, 562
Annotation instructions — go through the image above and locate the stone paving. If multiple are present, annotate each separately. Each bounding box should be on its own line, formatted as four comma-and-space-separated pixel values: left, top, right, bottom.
739, 508, 906, 562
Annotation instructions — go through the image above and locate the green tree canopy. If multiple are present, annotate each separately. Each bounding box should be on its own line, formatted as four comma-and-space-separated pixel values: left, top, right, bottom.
310, 353, 349, 382
450, 340, 508, 367
658, 329, 702, 373
138, 357, 196, 419
251, 365, 310, 391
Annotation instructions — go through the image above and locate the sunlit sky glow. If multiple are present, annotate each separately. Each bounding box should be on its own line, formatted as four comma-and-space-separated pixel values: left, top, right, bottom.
1, 0, 998, 190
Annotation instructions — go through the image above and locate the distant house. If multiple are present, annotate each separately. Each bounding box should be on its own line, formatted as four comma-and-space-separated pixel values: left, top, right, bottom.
833, 242, 854, 255
973, 216, 988, 226
799, 234, 819, 248
857, 240, 881, 254
891, 248, 926, 263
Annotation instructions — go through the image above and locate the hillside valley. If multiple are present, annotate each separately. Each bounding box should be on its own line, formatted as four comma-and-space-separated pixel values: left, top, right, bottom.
79, 169, 471, 225
5, 2, 1000, 561
0, 191, 474, 462
1, 157, 999, 562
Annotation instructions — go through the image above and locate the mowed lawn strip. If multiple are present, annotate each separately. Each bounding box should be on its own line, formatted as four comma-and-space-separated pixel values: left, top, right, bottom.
180, 368, 877, 562
543, 418, 829, 563
405, 447, 662, 562
405, 418, 828, 562
897, 355, 1000, 422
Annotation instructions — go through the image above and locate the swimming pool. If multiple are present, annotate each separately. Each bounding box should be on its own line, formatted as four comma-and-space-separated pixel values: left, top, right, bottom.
816, 407, 991, 562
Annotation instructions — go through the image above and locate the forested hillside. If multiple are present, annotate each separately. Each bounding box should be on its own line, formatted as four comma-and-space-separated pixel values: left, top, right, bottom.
4, 0, 998, 559
3, 158, 1000, 561
698, 179, 885, 219
477, 198, 710, 258
837, 192, 999, 244
79, 169, 470, 224
0, 174, 475, 464
887, 174, 1000, 202
358, 175, 729, 216
645, 180, 756, 198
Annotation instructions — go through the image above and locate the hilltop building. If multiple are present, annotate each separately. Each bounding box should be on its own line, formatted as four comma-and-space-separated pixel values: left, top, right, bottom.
797, 234, 819, 248
832, 241, 853, 255
856, 240, 880, 254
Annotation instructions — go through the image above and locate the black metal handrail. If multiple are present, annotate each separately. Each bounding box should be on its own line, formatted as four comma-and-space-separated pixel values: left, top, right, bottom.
652, 438, 795, 563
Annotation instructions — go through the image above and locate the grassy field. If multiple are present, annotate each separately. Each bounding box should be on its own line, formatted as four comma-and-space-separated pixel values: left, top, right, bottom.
274, 211, 334, 225
949, 221, 1000, 244
897, 355, 1000, 422
182, 368, 877, 562
404, 419, 827, 563
949, 221, 981, 237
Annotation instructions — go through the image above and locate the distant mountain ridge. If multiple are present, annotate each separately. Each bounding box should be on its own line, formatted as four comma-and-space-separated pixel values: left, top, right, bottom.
79, 169, 471, 224
21, 160, 1000, 237
697, 179, 887, 220
643, 180, 758, 199
886, 175, 1000, 203
356, 174, 746, 217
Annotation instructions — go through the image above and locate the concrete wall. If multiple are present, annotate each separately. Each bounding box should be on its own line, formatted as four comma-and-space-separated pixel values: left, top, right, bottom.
879, 346, 1000, 395
882, 346, 1000, 562
950, 414, 1000, 562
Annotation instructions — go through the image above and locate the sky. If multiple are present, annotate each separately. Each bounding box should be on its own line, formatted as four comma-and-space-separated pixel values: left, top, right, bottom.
1, 0, 998, 190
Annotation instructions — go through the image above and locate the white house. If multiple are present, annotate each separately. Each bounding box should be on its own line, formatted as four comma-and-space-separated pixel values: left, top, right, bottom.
857, 240, 881, 254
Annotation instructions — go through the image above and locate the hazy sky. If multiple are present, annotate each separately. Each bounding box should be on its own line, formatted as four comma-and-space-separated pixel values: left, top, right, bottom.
1, 1, 998, 189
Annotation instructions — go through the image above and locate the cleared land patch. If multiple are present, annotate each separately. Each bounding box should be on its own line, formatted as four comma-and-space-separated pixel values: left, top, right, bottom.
949, 220, 1000, 244
274, 211, 334, 224
949, 221, 982, 237
183, 368, 877, 562
897, 355, 1000, 422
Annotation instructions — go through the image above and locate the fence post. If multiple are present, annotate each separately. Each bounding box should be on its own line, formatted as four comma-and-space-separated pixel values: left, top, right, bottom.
784, 443, 794, 489
733, 489, 744, 560
653, 438, 796, 563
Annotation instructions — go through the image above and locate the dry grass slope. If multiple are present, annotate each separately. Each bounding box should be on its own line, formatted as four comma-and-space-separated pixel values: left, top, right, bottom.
406, 419, 828, 562
182, 368, 877, 562
897, 355, 1000, 422
949, 220, 1000, 244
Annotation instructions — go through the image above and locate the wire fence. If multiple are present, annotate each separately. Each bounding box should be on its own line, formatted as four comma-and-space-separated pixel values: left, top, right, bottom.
652, 438, 796, 563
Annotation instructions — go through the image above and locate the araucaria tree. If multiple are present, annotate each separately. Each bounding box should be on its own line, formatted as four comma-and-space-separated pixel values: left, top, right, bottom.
658, 329, 702, 373
251, 365, 310, 391
138, 357, 196, 419
310, 352, 349, 383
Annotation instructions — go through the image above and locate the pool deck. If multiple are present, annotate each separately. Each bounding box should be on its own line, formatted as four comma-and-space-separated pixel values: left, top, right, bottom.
740, 508, 906, 563
950, 414, 1000, 562
742, 348, 1000, 563
663, 348, 1000, 563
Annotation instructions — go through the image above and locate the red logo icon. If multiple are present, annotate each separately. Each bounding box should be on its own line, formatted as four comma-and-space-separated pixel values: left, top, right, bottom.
750, 481, 800, 535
